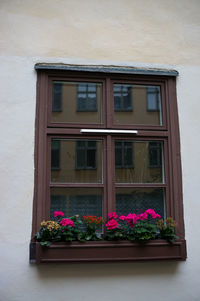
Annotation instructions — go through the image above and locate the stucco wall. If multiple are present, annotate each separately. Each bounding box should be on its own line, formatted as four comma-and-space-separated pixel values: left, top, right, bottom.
0, 1, 200, 300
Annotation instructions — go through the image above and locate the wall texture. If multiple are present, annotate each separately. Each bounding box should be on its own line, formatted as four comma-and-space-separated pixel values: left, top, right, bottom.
0, 1, 200, 300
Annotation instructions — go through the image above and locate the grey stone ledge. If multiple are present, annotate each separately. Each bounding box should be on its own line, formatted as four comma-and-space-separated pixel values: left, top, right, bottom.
35, 63, 179, 77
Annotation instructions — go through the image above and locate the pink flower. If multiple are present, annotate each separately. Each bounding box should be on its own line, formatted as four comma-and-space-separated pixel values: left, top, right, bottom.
106, 219, 119, 230
145, 209, 161, 219
137, 212, 148, 221
60, 218, 74, 227
108, 212, 118, 219
119, 215, 127, 221
126, 213, 138, 223
54, 211, 65, 218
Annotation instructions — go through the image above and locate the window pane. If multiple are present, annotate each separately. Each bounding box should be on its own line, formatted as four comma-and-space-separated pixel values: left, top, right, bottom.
113, 84, 162, 125
50, 187, 103, 219
116, 187, 165, 218
51, 81, 102, 123
115, 140, 164, 183
51, 139, 103, 183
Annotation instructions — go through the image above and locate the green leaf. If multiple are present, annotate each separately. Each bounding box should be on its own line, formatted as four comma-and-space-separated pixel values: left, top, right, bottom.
40, 241, 50, 247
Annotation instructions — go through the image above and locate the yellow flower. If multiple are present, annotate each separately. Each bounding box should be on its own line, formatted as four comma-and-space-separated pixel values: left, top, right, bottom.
41, 220, 60, 231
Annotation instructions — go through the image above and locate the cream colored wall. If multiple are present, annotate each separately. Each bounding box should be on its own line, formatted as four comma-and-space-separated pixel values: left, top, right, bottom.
0, 1, 200, 301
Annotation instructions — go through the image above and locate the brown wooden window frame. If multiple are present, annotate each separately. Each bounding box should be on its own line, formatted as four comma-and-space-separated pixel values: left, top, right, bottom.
30, 67, 186, 263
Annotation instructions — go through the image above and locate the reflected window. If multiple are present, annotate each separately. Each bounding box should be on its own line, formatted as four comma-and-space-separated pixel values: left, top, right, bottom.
52, 82, 62, 112
114, 84, 132, 111
76, 140, 97, 169
51, 140, 60, 170
147, 87, 161, 111
115, 141, 134, 168
148, 142, 162, 168
77, 83, 97, 111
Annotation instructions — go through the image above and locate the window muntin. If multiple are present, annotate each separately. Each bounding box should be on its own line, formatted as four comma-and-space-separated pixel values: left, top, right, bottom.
113, 84, 162, 126
51, 81, 103, 124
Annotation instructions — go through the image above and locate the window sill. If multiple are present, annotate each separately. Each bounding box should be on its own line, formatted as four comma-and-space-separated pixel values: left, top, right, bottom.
30, 240, 186, 263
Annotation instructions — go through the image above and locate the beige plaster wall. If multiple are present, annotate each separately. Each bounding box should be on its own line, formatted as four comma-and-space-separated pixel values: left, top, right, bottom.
0, 0, 200, 65
0, 1, 200, 301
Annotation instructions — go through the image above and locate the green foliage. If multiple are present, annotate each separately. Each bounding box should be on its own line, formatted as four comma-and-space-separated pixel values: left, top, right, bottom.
133, 221, 157, 242
156, 218, 178, 243
105, 227, 126, 241
35, 213, 178, 246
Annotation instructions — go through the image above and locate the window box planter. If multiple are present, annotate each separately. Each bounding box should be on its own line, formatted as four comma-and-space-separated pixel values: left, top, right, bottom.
30, 239, 186, 263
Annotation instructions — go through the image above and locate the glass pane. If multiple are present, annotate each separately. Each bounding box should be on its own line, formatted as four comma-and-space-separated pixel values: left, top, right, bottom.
116, 187, 165, 218
51, 81, 102, 123
51, 139, 103, 183
115, 140, 164, 183
113, 84, 162, 125
50, 187, 103, 219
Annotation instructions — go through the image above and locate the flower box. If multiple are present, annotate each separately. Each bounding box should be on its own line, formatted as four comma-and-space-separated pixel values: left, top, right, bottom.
30, 239, 186, 263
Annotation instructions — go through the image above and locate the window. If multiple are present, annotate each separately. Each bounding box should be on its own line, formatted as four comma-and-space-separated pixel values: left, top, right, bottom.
75, 140, 97, 170
148, 142, 162, 168
77, 83, 97, 111
52, 82, 62, 112
51, 140, 60, 170
146, 86, 161, 111
115, 141, 134, 168
114, 84, 132, 111
31, 65, 186, 262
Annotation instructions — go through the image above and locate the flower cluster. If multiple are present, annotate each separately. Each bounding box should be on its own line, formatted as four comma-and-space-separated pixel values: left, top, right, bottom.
83, 216, 104, 225
105, 209, 162, 241
54, 211, 65, 218
40, 220, 60, 231
60, 218, 74, 227
36, 209, 177, 245
108, 212, 118, 219
106, 219, 119, 229
105, 209, 161, 230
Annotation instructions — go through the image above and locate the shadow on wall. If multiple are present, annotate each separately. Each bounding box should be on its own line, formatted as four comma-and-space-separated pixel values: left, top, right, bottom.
30, 261, 181, 280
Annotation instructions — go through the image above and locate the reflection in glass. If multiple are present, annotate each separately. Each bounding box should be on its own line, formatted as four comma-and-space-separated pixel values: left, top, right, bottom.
114, 85, 132, 111
113, 84, 162, 125
50, 187, 103, 219
51, 81, 102, 123
116, 188, 165, 218
115, 141, 134, 168
115, 140, 164, 183
77, 83, 97, 111
51, 139, 103, 183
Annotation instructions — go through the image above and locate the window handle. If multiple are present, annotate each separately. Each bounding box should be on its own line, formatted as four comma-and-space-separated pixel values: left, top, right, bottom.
80, 129, 138, 134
